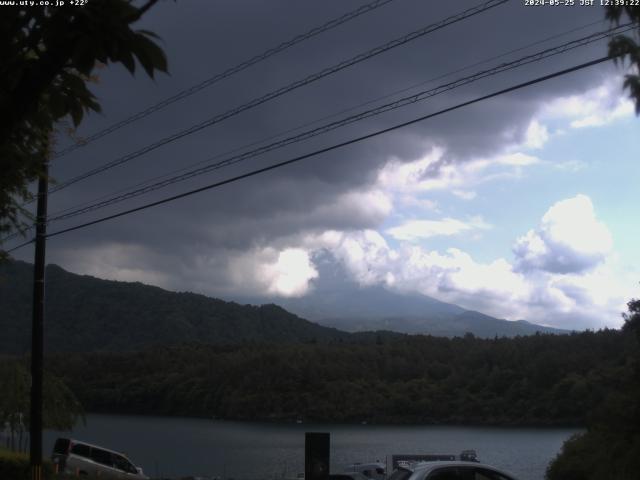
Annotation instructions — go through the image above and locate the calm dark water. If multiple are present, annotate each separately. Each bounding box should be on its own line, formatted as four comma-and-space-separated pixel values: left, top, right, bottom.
43, 414, 579, 480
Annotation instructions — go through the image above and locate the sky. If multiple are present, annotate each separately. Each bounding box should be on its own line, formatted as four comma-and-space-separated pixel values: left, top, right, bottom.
8, 0, 640, 330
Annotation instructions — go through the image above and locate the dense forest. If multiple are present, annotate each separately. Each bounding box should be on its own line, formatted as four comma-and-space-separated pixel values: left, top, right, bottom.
0, 261, 352, 354
17, 328, 632, 426
546, 298, 640, 480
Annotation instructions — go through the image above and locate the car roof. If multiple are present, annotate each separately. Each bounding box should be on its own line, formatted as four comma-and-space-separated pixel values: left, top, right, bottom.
401, 461, 515, 477
344, 463, 386, 470
62, 437, 127, 457
331, 472, 371, 479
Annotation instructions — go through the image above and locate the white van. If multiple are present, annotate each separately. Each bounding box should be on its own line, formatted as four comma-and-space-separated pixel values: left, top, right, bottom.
51, 438, 148, 479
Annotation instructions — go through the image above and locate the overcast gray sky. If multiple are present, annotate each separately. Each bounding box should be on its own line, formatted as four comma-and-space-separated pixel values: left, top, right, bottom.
9, 0, 640, 329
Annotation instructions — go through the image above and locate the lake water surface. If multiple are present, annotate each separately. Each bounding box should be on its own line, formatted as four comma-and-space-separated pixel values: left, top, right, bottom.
44, 414, 579, 480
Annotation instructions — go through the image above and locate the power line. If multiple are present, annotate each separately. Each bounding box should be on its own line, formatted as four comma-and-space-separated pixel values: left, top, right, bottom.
46, 0, 508, 196
44, 17, 609, 221
43, 25, 631, 225
52, 0, 401, 159
1, 230, 23, 243
7, 238, 33, 253
1, 22, 626, 246
6, 54, 614, 253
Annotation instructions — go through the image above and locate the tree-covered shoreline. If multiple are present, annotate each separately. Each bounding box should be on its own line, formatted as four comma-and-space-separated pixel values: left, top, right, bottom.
546, 298, 640, 480
2, 328, 629, 428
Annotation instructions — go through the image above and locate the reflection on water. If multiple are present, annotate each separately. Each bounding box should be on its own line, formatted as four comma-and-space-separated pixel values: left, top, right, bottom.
44, 414, 579, 480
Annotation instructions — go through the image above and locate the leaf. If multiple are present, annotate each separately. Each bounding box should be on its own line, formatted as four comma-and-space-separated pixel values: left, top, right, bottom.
623, 75, 640, 114
137, 29, 160, 40
62, 70, 86, 95
72, 41, 96, 76
119, 48, 136, 74
47, 90, 65, 119
132, 31, 168, 77
69, 102, 84, 127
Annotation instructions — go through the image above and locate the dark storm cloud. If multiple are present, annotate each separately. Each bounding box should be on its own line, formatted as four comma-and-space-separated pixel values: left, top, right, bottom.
12, 0, 619, 296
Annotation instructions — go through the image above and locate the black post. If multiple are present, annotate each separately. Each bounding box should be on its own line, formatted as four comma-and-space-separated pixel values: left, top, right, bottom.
30, 159, 48, 480
305, 432, 330, 480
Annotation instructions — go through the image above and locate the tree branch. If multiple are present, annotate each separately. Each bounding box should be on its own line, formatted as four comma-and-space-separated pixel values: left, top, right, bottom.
131, 0, 161, 22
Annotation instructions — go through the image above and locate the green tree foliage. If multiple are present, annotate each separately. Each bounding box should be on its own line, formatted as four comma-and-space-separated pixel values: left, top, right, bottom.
0, 362, 29, 451
0, 448, 100, 480
0, 362, 84, 452
546, 299, 640, 480
24, 327, 635, 427
0, 0, 167, 250
607, 6, 640, 113
0, 448, 53, 480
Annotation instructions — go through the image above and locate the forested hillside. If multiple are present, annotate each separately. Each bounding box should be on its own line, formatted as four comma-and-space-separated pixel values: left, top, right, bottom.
546, 298, 640, 480
40, 328, 635, 426
4, 260, 634, 427
0, 261, 566, 355
0, 261, 350, 353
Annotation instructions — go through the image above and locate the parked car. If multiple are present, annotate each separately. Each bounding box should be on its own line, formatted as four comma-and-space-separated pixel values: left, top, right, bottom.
391, 452, 478, 470
330, 472, 373, 480
51, 437, 148, 479
342, 463, 386, 480
387, 461, 519, 480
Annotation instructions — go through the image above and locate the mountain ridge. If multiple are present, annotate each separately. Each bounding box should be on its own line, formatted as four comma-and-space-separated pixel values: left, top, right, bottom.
242, 257, 568, 337
0, 260, 352, 354
0, 260, 567, 354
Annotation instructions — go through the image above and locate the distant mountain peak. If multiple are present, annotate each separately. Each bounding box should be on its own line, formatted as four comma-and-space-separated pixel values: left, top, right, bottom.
0, 260, 568, 357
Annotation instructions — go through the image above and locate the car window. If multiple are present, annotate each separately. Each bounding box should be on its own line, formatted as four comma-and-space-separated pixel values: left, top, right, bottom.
427, 467, 463, 480
90, 448, 114, 467
473, 468, 515, 480
113, 453, 137, 474
70, 443, 91, 458
472, 469, 493, 480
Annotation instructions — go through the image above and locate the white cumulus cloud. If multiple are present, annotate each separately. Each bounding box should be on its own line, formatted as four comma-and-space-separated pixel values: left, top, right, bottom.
452, 190, 477, 200
541, 76, 634, 129
377, 148, 539, 198
513, 194, 613, 274
295, 192, 632, 329
524, 119, 550, 149
228, 247, 318, 297
386, 216, 490, 242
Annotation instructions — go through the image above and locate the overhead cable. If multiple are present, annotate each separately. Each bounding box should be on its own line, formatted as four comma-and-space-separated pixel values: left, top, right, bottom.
53, 0, 401, 158
47, 0, 509, 195
44, 25, 632, 224
5, 54, 614, 254
44, 17, 609, 221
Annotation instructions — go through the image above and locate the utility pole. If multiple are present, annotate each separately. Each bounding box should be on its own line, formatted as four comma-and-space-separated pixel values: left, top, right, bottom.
30, 153, 49, 480
305, 432, 330, 480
